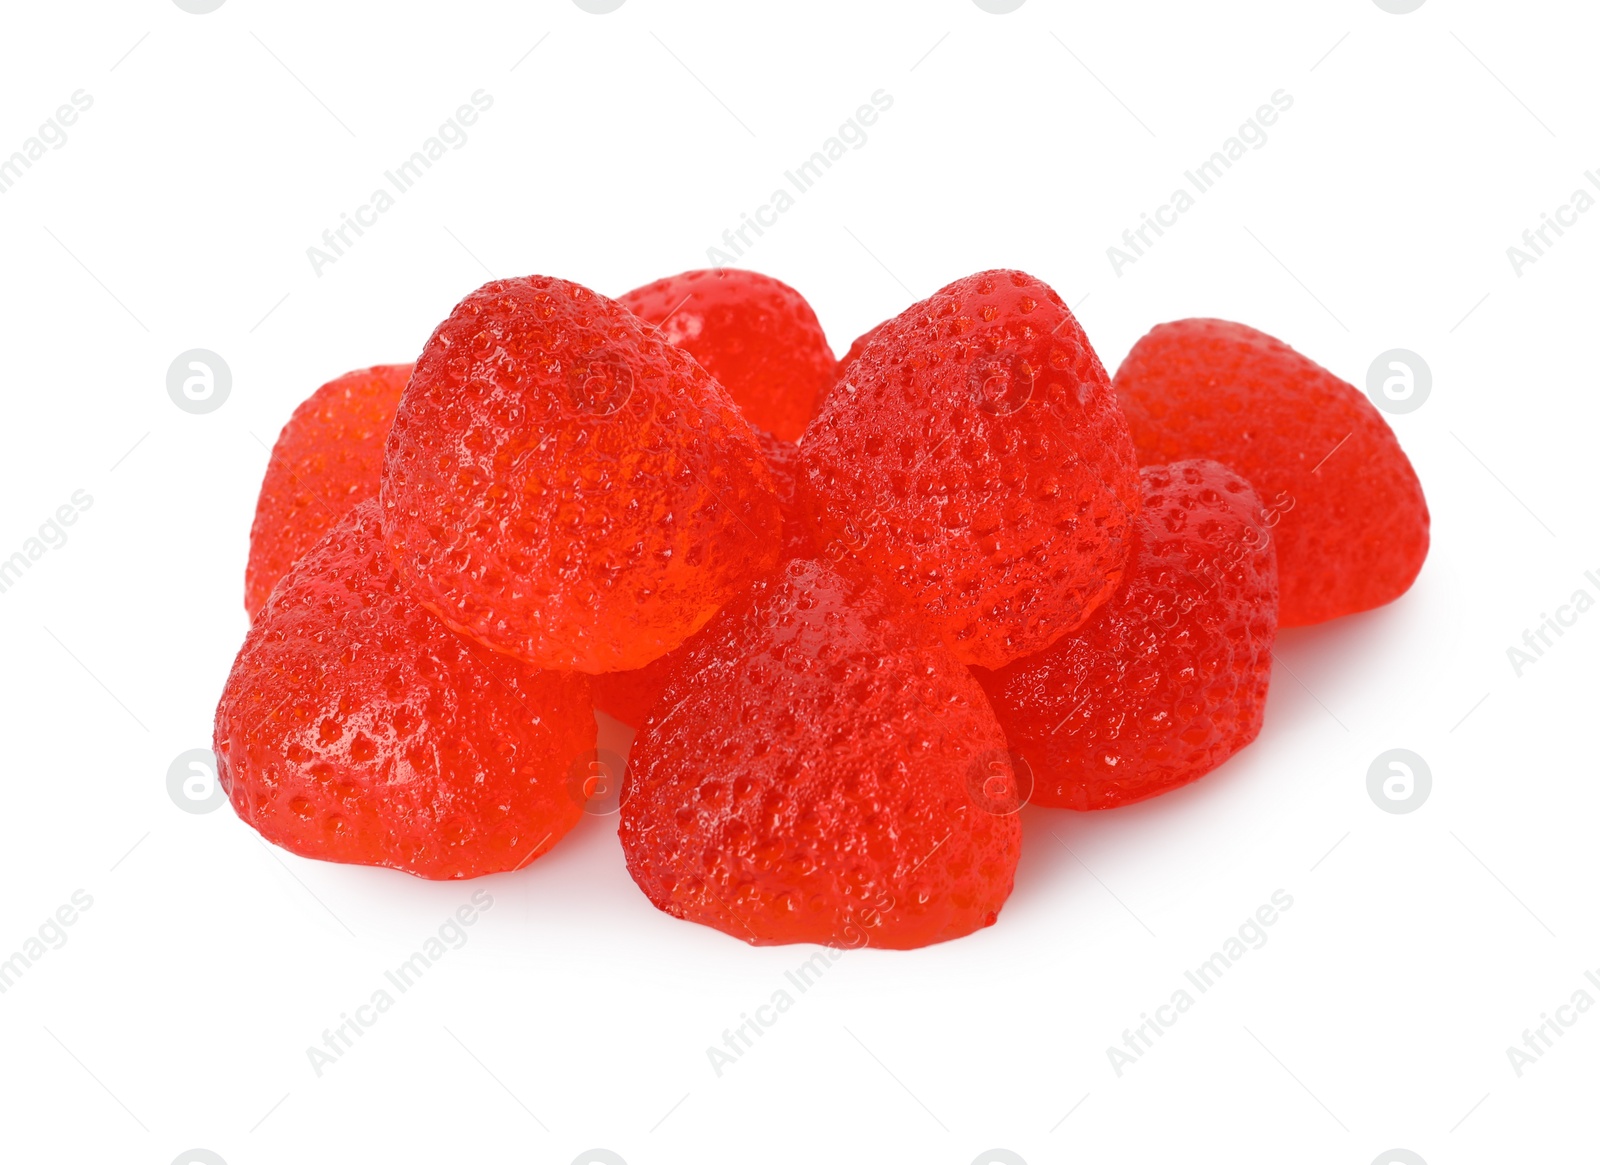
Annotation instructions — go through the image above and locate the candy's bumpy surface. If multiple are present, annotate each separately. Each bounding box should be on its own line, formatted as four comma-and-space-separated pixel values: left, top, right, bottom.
977, 461, 1278, 810
594, 427, 809, 727
800, 270, 1141, 670
754, 426, 814, 562
620, 268, 835, 442
836, 322, 887, 380
812, 320, 888, 422
246, 363, 411, 616
620, 558, 1023, 949
381, 276, 783, 673
214, 501, 594, 879
1113, 319, 1428, 627
590, 650, 676, 732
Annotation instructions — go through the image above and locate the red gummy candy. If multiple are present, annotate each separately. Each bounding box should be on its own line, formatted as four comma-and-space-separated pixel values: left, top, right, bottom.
811, 319, 888, 422
755, 426, 814, 562
245, 363, 411, 616
594, 427, 811, 728
381, 276, 783, 674
619, 558, 1023, 949
800, 269, 1141, 669
591, 651, 677, 731
977, 461, 1278, 810
620, 268, 835, 442
1113, 319, 1429, 626
836, 321, 887, 378
214, 501, 594, 879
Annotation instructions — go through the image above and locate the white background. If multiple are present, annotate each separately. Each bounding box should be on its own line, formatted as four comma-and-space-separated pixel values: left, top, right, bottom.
0, 2, 1595, 1163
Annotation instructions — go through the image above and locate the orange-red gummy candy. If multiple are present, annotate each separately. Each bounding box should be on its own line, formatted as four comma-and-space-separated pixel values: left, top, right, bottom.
1114, 319, 1428, 626
245, 363, 411, 616
594, 427, 809, 727
620, 268, 835, 442
381, 276, 783, 673
214, 501, 594, 879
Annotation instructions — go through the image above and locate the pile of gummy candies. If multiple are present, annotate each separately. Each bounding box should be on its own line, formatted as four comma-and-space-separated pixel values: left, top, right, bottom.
214, 267, 1428, 950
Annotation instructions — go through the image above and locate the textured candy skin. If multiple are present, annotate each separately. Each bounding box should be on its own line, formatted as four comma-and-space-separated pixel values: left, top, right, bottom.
620, 559, 1023, 948
214, 501, 594, 879
1113, 319, 1429, 626
800, 269, 1141, 669
813, 320, 889, 421
620, 268, 835, 442
837, 322, 887, 379
755, 427, 815, 562
594, 427, 809, 727
245, 364, 411, 616
976, 461, 1278, 810
591, 649, 677, 731
382, 276, 784, 674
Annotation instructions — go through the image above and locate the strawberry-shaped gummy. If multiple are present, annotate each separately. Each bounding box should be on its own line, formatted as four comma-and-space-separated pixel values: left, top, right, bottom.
800, 269, 1140, 669
214, 501, 594, 879
977, 461, 1278, 810
246, 363, 411, 616
1113, 318, 1428, 626
381, 276, 783, 673
620, 558, 1023, 948
620, 268, 835, 442
594, 427, 810, 727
